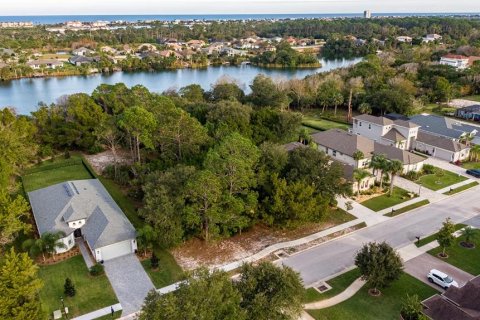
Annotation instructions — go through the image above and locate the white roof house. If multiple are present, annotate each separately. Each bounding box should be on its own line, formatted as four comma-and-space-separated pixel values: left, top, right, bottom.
28, 179, 137, 262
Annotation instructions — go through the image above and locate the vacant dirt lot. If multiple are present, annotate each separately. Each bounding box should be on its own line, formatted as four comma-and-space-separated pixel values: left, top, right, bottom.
172, 220, 350, 270
84, 149, 132, 174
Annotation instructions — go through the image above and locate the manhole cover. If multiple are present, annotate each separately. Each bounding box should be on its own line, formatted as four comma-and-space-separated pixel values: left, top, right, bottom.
317, 285, 328, 292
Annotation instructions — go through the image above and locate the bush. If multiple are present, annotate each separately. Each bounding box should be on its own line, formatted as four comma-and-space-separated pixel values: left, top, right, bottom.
400, 294, 423, 320
405, 171, 420, 181
64, 150, 71, 159
151, 253, 159, 269
89, 263, 105, 276
64, 277, 76, 297
422, 164, 435, 174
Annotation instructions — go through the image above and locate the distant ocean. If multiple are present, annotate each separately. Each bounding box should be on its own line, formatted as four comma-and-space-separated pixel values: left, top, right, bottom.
0, 13, 479, 24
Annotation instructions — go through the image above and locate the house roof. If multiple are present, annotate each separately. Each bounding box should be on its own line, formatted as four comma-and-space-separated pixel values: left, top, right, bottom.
311, 129, 425, 164
410, 114, 480, 141
422, 276, 480, 320
69, 56, 95, 64
27, 59, 63, 66
28, 179, 136, 249
354, 114, 393, 126
417, 131, 470, 153
382, 128, 406, 142
283, 142, 307, 152
442, 54, 469, 60
311, 129, 375, 157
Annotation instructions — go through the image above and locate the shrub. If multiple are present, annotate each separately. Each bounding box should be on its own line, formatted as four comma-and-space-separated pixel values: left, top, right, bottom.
151, 253, 159, 269
422, 164, 435, 174
405, 171, 419, 181
401, 294, 423, 320
64, 277, 76, 297
64, 150, 71, 159
89, 263, 105, 276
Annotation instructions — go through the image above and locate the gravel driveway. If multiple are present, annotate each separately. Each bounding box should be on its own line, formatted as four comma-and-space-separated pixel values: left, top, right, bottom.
104, 254, 155, 316
404, 253, 474, 291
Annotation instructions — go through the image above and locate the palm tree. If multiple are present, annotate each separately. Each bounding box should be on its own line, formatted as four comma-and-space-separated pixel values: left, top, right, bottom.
469, 144, 480, 162
23, 231, 67, 262
385, 160, 404, 196
353, 150, 365, 168
461, 226, 477, 246
353, 169, 371, 196
370, 154, 388, 188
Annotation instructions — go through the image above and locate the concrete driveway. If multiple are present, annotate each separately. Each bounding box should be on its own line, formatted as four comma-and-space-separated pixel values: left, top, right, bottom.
404, 253, 474, 291
103, 254, 155, 316
464, 215, 480, 228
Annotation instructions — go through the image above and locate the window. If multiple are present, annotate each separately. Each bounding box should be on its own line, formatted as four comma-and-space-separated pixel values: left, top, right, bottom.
332, 150, 337, 157
368, 124, 371, 130
359, 122, 362, 127
68, 239, 72, 245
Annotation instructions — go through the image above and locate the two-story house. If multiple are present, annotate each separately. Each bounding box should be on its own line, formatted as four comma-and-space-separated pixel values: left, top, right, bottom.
352, 114, 420, 150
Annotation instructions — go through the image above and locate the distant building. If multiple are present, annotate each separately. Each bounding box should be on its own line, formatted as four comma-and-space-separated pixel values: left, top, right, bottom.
396, 36, 413, 43
364, 10, 372, 19
0, 21, 33, 28
455, 105, 480, 122
27, 59, 63, 70
422, 34, 442, 43
440, 54, 480, 70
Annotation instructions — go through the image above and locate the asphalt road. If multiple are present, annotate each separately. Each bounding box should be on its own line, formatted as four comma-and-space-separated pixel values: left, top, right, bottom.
282, 187, 480, 286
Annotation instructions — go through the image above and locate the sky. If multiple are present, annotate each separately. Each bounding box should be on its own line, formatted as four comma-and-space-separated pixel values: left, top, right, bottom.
1, 0, 480, 15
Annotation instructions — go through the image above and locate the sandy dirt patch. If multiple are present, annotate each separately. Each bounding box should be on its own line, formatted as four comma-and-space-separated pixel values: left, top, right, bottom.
84, 149, 132, 174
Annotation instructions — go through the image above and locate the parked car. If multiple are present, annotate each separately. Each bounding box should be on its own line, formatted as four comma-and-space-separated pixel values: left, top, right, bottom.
466, 169, 480, 178
427, 269, 459, 289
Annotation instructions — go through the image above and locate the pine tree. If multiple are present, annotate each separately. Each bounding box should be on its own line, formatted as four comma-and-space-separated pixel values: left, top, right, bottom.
64, 277, 76, 297
0, 248, 43, 320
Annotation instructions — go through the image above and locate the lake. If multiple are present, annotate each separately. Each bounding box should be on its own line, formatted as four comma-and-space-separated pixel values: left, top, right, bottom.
0, 57, 362, 115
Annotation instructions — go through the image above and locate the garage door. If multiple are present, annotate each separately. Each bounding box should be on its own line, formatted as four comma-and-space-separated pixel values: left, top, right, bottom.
100, 240, 133, 261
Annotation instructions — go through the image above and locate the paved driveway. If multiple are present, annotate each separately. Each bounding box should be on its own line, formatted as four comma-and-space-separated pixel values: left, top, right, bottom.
464, 215, 480, 228
103, 254, 155, 316
404, 253, 475, 291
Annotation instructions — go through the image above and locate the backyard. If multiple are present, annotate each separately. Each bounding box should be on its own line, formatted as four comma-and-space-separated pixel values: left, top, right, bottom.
361, 187, 415, 212
22, 156, 94, 192
428, 228, 480, 275
307, 273, 437, 320
38, 255, 118, 317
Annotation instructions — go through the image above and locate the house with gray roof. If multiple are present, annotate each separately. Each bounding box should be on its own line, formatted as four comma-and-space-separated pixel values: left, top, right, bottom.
311, 129, 425, 174
352, 114, 420, 150
455, 104, 480, 122
28, 179, 137, 262
414, 131, 470, 162
409, 114, 480, 145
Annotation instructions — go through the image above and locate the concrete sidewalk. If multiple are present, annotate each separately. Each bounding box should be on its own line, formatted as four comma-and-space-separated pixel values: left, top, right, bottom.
71, 303, 122, 320
395, 176, 446, 202
304, 278, 366, 310
437, 178, 478, 194
377, 196, 429, 216
424, 157, 479, 180
336, 197, 389, 226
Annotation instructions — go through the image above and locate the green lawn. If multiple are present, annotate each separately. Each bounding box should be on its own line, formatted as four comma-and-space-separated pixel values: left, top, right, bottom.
462, 95, 480, 102
141, 248, 184, 289
23, 157, 94, 192
38, 256, 118, 318
96, 311, 122, 320
304, 268, 361, 303
416, 169, 467, 191
361, 187, 415, 212
307, 273, 437, 320
415, 224, 467, 247
428, 229, 480, 275
384, 199, 430, 217
302, 116, 350, 132
462, 161, 480, 170
328, 207, 357, 225
443, 181, 479, 195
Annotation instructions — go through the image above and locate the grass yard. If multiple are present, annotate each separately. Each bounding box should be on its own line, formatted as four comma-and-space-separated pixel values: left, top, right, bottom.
38, 255, 118, 318
462, 161, 480, 170
304, 268, 361, 303
415, 224, 467, 247
141, 248, 185, 289
361, 187, 415, 212
428, 229, 480, 275
443, 181, 479, 195
307, 273, 437, 320
416, 169, 467, 191
96, 311, 122, 320
23, 156, 94, 192
302, 116, 350, 132
462, 95, 480, 102
384, 199, 430, 217
328, 206, 357, 225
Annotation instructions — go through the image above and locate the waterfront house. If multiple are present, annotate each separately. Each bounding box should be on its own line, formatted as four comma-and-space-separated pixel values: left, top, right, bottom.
27, 59, 63, 69
28, 179, 137, 262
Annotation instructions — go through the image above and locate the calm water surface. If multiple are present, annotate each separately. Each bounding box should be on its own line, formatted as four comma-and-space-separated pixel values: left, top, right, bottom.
0, 57, 362, 114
